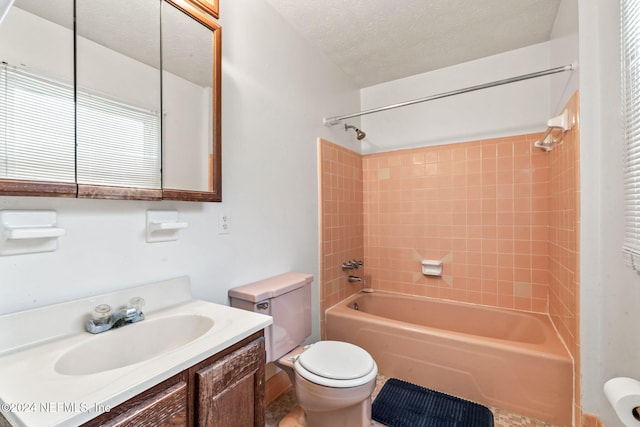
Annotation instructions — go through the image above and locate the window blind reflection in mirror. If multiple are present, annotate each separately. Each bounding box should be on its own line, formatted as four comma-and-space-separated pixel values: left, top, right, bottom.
75, 0, 162, 189
0, 1, 75, 183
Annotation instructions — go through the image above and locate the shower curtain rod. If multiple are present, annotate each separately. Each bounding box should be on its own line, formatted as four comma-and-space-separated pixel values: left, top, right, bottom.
322, 63, 575, 126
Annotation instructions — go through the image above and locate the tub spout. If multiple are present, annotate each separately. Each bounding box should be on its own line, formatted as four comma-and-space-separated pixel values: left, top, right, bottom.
348, 275, 363, 283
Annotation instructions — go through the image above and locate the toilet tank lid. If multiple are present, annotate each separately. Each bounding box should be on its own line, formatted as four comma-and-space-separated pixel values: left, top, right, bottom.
228, 272, 313, 302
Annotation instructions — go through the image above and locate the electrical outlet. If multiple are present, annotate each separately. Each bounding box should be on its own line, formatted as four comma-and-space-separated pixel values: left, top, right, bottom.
218, 212, 230, 234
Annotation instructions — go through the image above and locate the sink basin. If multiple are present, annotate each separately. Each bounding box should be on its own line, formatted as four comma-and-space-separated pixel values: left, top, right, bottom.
55, 314, 214, 375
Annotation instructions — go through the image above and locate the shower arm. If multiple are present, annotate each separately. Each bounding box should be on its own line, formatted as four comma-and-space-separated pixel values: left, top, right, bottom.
322, 63, 576, 126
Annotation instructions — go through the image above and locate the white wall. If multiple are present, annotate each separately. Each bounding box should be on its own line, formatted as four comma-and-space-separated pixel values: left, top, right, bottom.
578, 0, 640, 425
551, 0, 579, 39
0, 7, 73, 82
549, 0, 579, 116
358, 40, 576, 154
0, 0, 360, 346
163, 72, 210, 191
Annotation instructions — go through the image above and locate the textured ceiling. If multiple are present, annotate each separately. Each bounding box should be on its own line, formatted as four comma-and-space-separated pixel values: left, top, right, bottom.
14, 0, 562, 89
264, 0, 562, 88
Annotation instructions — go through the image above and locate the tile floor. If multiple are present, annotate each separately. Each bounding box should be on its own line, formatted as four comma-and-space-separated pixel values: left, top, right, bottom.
265, 374, 558, 427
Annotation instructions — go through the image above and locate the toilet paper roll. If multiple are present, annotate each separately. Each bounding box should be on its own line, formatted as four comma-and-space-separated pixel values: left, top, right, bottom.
604, 377, 640, 426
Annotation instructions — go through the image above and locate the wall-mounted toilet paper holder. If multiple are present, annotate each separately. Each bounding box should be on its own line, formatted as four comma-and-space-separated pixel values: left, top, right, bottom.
604, 377, 640, 425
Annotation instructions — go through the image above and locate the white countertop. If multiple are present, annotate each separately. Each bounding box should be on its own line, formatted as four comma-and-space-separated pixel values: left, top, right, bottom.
0, 277, 272, 427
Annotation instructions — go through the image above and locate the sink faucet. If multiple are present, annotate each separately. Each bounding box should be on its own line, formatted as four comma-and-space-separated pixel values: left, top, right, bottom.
86, 297, 145, 334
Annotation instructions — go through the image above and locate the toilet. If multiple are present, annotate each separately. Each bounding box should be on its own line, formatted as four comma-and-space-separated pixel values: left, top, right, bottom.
228, 272, 378, 427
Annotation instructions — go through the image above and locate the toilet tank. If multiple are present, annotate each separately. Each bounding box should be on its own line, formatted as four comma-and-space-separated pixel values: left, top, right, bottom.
228, 272, 312, 363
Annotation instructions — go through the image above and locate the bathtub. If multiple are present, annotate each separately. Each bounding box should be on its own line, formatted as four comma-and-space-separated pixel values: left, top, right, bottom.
325, 291, 572, 426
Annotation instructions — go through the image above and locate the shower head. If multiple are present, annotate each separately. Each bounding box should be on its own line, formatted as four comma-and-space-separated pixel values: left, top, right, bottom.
344, 124, 366, 140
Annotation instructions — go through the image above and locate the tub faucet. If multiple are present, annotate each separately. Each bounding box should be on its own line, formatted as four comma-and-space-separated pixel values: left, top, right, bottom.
86, 297, 145, 334
348, 275, 363, 283
342, 260, 364, 271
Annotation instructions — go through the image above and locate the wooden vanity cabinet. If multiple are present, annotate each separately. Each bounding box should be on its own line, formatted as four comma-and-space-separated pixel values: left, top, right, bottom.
83, 332, 265, 427
82, 375, 188, 427
192, 335, 265, 426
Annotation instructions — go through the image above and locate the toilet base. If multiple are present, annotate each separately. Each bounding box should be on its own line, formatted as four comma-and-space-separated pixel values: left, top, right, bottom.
303, 397, 372, 427
277, 405, 386, 427
294, 373, 375, 427
278, 405, 305, 427
274, 345, 377, 427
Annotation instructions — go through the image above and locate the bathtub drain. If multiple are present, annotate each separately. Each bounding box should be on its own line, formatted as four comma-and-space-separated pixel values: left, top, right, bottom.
352, 302, 359, 310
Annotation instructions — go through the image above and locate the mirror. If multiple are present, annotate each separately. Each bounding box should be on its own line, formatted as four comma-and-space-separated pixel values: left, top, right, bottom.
162, 0, 221, 201
75, 0, 163, 200
0, 0, 76, 196
0, 0, 221, 201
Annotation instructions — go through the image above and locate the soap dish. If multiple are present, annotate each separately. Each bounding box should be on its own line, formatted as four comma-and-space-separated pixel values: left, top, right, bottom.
421, 259, 443, 276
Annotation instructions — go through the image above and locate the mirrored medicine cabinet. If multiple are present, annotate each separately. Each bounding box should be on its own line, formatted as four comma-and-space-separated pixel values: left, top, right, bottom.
0, 0, 221, 202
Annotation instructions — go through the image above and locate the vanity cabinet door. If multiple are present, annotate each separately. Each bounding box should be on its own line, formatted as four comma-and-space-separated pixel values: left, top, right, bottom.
82, 375, 188, 427
194, 337, 266, 427
78, 332, 265, 427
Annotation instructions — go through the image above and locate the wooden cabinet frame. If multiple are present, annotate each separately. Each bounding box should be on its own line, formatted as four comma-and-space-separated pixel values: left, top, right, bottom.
191, 0, 219, 19
0, 0, 222, 202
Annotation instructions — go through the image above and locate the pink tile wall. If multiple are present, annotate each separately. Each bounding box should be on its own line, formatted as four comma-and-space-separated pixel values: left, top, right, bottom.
318, 139, 364, 337
318, 93, 581, 422
362, 134, 551, 312
547, 92, 581, 424
320, 127, 580, 317
581, 413, 603, 427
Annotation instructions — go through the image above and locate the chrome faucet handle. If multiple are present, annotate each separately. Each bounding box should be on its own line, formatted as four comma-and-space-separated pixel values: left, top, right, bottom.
341, 261, 356, 271
91, 304, 113, 324
122, 305, 138, 320
129, 297, 145, 312
86, 303, 114, 334
122, 297, 145, 322
341, 260, 364, 271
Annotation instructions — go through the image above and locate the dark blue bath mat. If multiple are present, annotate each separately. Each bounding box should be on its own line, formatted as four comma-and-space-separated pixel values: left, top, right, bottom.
372, 378, 494, 427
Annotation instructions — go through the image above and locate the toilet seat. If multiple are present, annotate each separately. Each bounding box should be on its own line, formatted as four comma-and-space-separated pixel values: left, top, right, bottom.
294, 341, 377, 388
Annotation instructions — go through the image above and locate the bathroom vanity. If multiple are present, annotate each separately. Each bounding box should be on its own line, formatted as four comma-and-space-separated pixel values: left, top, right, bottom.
0, 277, 272, 427
83, 332, 265, 426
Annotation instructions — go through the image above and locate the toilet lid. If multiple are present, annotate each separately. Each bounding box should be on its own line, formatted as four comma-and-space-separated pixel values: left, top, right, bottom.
294, 341, 377, 388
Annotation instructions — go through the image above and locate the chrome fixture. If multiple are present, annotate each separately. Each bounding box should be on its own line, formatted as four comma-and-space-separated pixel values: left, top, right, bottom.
534, 108, 575, 152
341, 259, 364, 271
344, 124, 366, 140
352, 302, 359, 310
323, 64, 575, 125
86, 297, 145, 334
348, 275, 363, 283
